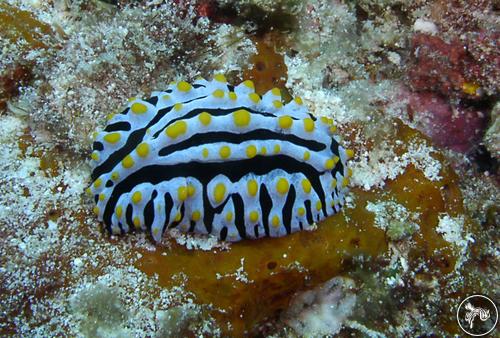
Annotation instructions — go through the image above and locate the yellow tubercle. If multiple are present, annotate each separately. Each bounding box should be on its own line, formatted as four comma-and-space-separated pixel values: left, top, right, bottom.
136, 142, 149, 158
301, 179, 312, 194
212, 89, 225, 98
187, 185, 196, 197
320, 116, 333, 125
133, 216, 141, 228
174, 212, 182, 222
228, 92, 237, 101
325, 158, 335, 170
249, 93, 260, 104
131, 102, 147, 114
249, 210, 259, 223
177, 186, 187, 201
93, 178, 102, 188
213, 183, 226, 203
247, 180, 258, 197
273, 100, 283, 109
177, 81, 192, 92
214, 74, 227, 83
91, 151, 100, 162
278, 115, 293, 129
219, 145, 231, 159
303, 118, 315, 132
166, 120, 187, 139
191, 210, 201, 221
111, 171, 119, 181
246, 145, 257, 158
233, 109, 251, 127
331, 179, 337, 188
198, 112, 211, 126
132, 191, 142, 204
122, 155, 134, 169
297, 207, 305, 216
273, 144, 281, 154
271, 215, 280, 228
115, 205, 123, 218
242, 80, 255, 90
316, 200, 322, 211
276, 178, 289, 195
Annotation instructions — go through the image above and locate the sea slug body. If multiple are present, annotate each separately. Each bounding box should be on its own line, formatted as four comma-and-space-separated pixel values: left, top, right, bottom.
88, 74, 352, 242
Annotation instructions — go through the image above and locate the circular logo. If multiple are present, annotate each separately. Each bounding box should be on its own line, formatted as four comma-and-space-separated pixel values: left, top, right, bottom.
457, 294, 498, 336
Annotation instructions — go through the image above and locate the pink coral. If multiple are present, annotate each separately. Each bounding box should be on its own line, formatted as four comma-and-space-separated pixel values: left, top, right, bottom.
407, 91, 487, 153
408, 33, 482, 99
408, 30, 499, 99
463, 30, 500, 96
405, 29, 497, 153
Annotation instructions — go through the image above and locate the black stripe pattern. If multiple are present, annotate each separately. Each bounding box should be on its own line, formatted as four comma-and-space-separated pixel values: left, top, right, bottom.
88, 75, 352, 242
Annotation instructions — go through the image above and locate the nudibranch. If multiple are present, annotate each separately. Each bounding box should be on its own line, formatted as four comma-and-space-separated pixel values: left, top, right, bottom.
88, 74, 353, 242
